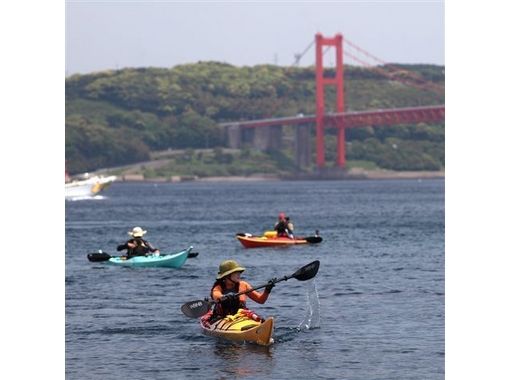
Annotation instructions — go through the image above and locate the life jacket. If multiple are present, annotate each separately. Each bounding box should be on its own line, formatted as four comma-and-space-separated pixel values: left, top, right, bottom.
275, 220, 289, 235
129, 238, 150, 256
210, 280, 246, 320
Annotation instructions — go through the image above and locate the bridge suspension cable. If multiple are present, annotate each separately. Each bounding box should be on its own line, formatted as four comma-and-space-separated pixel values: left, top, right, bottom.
343, 49, 442, 95
344, 37, 444, 95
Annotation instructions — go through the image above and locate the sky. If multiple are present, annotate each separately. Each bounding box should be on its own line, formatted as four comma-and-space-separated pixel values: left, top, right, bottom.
66, 1, 444, 75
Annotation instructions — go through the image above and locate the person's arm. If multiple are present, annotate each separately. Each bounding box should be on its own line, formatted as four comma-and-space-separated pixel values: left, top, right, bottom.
119, 239, 138, 252
287, 222, 295, 238
212, 285, 224, 301
145, 240, 160, 253
116, 242, 128, 251
241, 281, 270, 304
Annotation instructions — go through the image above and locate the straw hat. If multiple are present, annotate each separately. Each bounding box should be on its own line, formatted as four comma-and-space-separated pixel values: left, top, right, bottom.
128, 226, 146, 238
217, 260, 245, 279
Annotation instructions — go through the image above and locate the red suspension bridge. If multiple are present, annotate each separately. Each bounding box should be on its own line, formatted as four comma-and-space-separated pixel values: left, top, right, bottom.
220, 33, 445, 173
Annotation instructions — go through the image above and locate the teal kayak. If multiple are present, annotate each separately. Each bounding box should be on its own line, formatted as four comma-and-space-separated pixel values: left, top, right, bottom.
107, 246, 192, 268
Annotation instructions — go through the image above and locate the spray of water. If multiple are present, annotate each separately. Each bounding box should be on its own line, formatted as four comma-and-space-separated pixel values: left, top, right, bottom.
298, 279, 321, 331
67, 195, 106, 201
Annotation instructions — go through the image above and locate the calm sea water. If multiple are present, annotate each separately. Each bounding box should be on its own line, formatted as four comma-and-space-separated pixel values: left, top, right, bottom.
65, 179, 444, 380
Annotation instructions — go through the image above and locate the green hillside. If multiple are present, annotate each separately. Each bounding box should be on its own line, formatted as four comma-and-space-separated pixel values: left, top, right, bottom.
65, 62, 444, 175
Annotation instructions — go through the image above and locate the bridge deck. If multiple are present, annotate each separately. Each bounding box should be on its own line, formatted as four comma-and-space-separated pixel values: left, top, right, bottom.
219, 105, 445, 129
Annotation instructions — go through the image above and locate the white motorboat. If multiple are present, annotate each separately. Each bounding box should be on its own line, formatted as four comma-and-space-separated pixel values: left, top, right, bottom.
65, 173, 116, 199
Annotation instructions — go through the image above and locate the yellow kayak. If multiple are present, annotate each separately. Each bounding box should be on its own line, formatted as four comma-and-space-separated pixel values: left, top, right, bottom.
200, 309, 274, 346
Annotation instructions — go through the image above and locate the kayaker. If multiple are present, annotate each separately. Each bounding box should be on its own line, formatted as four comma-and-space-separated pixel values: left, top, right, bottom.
116, 226, 160, 259
209, 260, 275, 321
274, 212, 294, 238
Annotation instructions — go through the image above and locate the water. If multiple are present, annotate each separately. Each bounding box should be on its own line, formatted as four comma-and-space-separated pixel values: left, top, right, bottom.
66, 179, 444, 379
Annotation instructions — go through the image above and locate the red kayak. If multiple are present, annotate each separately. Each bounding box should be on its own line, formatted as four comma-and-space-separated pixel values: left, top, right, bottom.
236, 231, 322, 249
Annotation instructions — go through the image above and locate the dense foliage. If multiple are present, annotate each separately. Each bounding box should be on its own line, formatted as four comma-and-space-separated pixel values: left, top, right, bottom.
65, 62, 444, 174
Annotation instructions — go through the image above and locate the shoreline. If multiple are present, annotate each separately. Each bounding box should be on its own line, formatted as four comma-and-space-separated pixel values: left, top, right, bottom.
113, 169, 444, 183
345, 168, 445, 180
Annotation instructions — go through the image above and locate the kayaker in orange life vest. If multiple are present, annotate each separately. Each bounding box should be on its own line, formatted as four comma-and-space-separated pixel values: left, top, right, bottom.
210, 260, 276, 321
274, 212, 294, 238
116, 226, 160, 259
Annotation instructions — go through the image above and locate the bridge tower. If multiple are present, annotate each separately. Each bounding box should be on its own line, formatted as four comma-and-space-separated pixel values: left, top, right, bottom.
315, 33, 345, 169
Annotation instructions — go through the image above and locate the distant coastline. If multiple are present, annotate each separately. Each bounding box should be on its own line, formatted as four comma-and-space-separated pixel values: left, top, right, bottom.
343, 168, 445, 180
106, 169, 444, 183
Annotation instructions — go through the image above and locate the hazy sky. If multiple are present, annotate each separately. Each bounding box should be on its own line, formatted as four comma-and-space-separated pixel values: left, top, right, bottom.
66, 1, 444, 75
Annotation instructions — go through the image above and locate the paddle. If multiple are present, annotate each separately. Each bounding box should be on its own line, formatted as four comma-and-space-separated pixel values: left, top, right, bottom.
304, 229, 322, 244
305, 236, 322, 244
87, 251, 199, 262
87, 252, 116, 262
180, 260, 321, 318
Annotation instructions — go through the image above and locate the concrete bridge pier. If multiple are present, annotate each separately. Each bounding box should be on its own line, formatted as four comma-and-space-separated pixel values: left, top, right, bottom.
226, 124, 241, 149
295, 124, 311, 169
253, 126, 282, 151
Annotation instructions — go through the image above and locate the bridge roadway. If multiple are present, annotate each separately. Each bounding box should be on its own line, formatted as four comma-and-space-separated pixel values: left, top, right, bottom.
219, 104, 445, 170
219, 104, 445, 129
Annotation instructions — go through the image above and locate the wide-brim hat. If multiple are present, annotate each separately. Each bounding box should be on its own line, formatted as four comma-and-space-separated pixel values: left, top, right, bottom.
217, 260, 245, 279
128, 226, 147, 238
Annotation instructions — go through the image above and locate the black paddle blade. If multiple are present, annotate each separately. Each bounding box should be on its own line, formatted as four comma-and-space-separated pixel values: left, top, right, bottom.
87, 252, 112, 262
291, 260, 320, 281
181, 299, 211, 318
305, 236, 323, 244
188, 252, 199, 258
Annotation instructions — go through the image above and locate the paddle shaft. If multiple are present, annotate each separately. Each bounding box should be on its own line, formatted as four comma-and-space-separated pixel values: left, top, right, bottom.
216, 260, 320, 301
229, 275, 291, 299
199, 276, 288, 310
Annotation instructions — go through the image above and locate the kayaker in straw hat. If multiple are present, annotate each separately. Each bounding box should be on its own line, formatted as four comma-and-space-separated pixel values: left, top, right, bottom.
209, 260, 276, 322
116, 226, 160, 259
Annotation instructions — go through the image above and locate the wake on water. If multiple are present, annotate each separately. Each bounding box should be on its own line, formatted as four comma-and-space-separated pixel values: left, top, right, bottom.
66, 195, 106, 201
